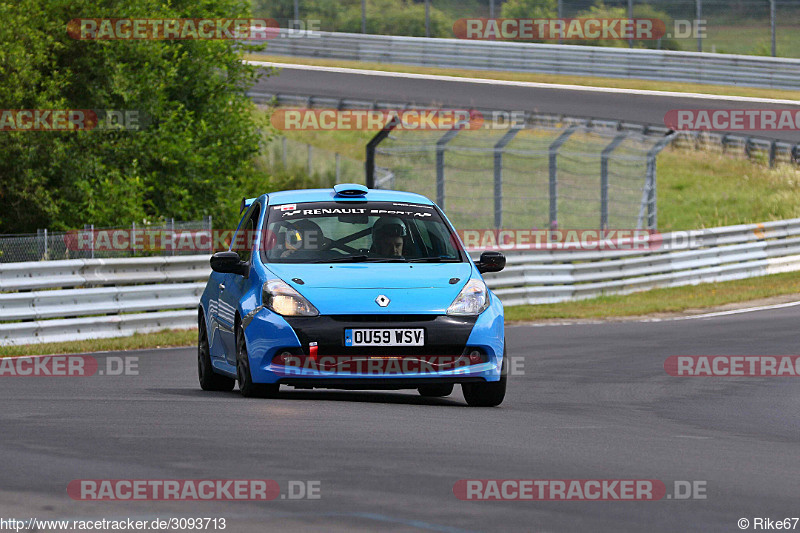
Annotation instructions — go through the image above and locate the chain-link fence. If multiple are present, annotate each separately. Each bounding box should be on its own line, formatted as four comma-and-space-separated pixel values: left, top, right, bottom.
373, 121, 673, 231
254, 0, 799, 57
262, 135, 365, 185
0, 219, 212, 264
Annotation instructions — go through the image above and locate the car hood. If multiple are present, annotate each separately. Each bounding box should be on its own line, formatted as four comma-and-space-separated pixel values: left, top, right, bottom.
264, 262, 474, 314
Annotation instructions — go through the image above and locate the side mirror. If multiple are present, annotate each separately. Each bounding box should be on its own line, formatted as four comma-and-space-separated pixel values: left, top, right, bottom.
210, 251, 249, 276
476, 251, 505, 274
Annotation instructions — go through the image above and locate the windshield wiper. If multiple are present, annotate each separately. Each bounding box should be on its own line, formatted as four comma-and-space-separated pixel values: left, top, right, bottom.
313, 254, 370, 263
407, 257, 459, 263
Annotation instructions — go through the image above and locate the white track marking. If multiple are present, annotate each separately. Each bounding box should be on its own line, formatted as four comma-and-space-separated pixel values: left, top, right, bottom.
248, 61, 800, 105
508, 299, 800, 327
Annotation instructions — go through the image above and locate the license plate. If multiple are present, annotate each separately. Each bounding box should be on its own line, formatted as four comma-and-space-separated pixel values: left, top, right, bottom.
344, 328, 425, 346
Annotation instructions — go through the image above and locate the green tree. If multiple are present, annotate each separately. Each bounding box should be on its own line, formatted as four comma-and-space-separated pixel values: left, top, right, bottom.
500, 0, 557, 20
0, 0, 267, 233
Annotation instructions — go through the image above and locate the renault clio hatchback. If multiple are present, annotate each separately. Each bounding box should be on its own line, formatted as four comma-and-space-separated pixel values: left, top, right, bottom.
198, 184, 507, 406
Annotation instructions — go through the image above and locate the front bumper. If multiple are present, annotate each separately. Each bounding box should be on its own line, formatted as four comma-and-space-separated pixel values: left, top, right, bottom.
242, 296, 505, 388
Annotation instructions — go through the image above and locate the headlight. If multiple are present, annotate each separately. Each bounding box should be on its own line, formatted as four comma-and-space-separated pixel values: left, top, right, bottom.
446, 279, 489, 316
263, 280, 319, 317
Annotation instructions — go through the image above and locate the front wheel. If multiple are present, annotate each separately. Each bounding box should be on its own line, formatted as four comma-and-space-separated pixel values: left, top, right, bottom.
236, 323, 279, 398
462, 348, 507, 407
198, 314, 235, 392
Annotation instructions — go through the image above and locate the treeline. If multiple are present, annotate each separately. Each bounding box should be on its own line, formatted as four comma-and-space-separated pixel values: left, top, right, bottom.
252, 0, 681, 48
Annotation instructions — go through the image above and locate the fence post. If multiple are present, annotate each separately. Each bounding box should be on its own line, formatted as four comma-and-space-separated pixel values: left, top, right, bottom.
639, 133, 677, 230
207, 216, 213, 254
600, 134, 627, 230
335, 152, 341, 184
696, 0, 703, 53
132, 221, 136, 256
37, 229, 44, 260
307, 144, 313, 176
425, 0, 430, 38
282, 137, 287, 167
435, 128, 461, 210
628, 0, 634, 48
557, 0, 562, 45
548, 125, 578, 230
770, 0, 776, 57
493, 127, 522, 229
365, 116, 400, 188
169, 218, 175, 256
362, 0, 366, 33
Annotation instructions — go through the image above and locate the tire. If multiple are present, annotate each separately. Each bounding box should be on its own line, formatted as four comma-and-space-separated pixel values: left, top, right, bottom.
198, 313, 235, 392
462, 348, 507, 407
418, 384, 454, 397
236, 322, 279, 398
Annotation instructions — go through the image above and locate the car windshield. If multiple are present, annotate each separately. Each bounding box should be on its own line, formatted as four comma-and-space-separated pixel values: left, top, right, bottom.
262, 201, 465, 264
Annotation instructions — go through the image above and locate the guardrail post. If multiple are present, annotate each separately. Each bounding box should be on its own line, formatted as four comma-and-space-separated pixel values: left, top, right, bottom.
436, 128, 461, 210
769, 141, 777, 168
493, 127, 522, 229
601, 134, 627, 231
548, 125, 578, 230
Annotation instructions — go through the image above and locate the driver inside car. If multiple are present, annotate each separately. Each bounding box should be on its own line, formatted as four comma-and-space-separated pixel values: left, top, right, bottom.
372, 221, 406, 257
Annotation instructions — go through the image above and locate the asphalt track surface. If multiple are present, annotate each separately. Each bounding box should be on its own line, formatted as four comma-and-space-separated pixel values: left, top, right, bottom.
254, 65, 800, 143
2, 305, 799, 532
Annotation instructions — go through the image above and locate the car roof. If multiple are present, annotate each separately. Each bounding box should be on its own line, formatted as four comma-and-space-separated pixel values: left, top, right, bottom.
265, 188, 435, 206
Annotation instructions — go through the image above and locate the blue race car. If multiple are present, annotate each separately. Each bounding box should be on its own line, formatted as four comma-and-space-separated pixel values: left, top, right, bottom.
198, 184, 507, 406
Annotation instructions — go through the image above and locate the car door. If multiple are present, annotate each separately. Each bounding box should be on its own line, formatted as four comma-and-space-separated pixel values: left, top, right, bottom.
218, 203, 259, 365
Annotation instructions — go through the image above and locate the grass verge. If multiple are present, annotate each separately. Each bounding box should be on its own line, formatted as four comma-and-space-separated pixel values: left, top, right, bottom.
246, 53, 800, 102
505, 271, 800, 321
0, 329, 196, 358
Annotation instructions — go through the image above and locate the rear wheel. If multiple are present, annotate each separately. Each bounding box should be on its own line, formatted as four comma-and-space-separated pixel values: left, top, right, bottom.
198, 314, 235, 392
236, 323, 279, 398
462, 348, 507, 407
418, 384, 454, 397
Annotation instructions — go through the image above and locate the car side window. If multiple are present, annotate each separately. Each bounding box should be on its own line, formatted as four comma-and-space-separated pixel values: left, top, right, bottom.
233, 204, 260, 264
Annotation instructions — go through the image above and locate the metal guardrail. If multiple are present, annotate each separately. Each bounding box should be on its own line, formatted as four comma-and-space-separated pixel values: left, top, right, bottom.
250, 92, 800, 168
0, 256, 210, 345
258, 30, 800, 90
3, 219, 800, 344
482, 218, 800, 306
